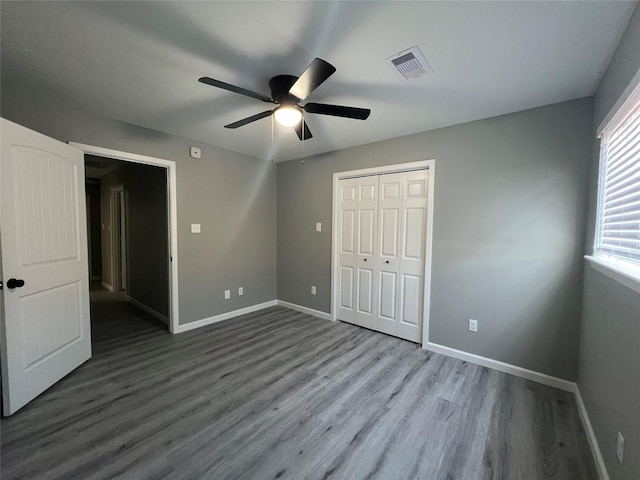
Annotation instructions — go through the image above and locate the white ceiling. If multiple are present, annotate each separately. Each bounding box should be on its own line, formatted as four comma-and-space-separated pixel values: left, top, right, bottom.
1, 1, 637, 162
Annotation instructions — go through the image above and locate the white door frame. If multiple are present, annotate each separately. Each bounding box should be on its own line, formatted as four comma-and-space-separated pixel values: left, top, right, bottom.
109, 184, 127, 292
69, 143, 180, 333
331, 160, 435, 348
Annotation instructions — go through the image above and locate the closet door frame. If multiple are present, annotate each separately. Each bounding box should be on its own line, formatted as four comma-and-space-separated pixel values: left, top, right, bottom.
331, 160, 435, 348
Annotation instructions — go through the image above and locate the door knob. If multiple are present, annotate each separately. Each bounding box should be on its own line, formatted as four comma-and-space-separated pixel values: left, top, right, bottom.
386, 260, 389, 264
6, 278, 25, 289
363, 258, 367, 261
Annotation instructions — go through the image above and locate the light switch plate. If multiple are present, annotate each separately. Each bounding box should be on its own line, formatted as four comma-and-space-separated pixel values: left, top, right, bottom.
191, 223, 201, 233
224, 289, 230, 300
316, 222, 322, 232
238, 287, 244, 296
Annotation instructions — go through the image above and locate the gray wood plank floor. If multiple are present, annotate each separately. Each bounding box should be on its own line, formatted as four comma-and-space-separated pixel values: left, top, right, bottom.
1, 296, 597, 480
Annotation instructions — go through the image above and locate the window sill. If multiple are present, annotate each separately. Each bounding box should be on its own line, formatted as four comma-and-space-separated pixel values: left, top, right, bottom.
585, 255, 640, 295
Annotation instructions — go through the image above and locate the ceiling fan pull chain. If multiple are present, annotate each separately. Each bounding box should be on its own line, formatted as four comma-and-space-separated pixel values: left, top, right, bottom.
271, 112, 275, 163
301, 114, 305, 164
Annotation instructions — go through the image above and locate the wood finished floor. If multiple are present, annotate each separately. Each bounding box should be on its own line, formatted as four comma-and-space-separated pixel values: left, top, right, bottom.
1, 296, 597, 480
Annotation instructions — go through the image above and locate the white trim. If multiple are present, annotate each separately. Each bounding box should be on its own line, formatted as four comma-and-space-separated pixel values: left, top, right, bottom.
69, 143, 180, 334
174, 300, 277, 333
585, 255, 640, 294
597, 66, 640, 136
330, 159, 435, 349
425, 341, 576, 392
276, 300, 332, 321
100, 281, 113, 292
126, 295, 169, 325
575, 386, 610, 480
109, 184, 126, 293
333, 160, 433, 180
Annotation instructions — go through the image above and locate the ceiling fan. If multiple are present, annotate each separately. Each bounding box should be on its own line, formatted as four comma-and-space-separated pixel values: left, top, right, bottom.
198, 58, 371, 141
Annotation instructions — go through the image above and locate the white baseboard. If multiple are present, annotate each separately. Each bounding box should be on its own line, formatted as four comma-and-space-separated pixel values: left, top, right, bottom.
174, 300, 277, 333
101, 281, 113, 292
276, 300, 332, 321
424, 341, 576, 393
575, 386, 610, 480
126, 295, 169, 324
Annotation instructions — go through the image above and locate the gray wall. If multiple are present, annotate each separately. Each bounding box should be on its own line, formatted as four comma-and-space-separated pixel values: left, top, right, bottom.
126, 163, 169, 318
0, 91, 277, 326
278, 98, 593, 381
579, 4, 640, 480
100, 163, 170, 318
85, 181, 102, 278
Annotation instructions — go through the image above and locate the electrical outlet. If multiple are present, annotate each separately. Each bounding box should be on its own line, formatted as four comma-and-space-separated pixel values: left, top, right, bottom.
238, 287, 243, 296
311, 286, 317, 295
617, 432, 624, 464
224, 289, 230, 300
468, 319, 478, 332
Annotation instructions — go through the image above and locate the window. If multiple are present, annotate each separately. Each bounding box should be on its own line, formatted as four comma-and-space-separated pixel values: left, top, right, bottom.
595, 83, 640, 272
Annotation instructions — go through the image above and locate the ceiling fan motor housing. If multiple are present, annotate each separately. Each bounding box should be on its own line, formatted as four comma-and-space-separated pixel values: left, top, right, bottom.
269, 75, 300, 105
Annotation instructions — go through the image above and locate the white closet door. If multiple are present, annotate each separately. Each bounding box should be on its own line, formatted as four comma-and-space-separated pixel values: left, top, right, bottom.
397, 170, 429, 342
376, 173, 403, 336
354, 176, 378, 328
336, 169, 428, 344
337, 178, 357, 323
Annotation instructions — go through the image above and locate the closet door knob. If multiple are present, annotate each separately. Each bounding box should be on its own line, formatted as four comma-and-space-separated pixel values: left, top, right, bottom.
363, 258, 367, 262
386, 260, 389, 264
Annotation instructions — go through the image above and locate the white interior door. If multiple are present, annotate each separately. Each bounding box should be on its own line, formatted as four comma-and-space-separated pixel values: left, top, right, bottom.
376, 173, 403, 336
0, 119, 91, 416
397, 170, 428, 342
354, 176, 378, 329
336, 169, 429, 344
337, 178, 357, 322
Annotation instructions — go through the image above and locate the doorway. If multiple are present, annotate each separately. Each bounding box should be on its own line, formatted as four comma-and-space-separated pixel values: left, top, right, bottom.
77, 143, 180, 333
331, 160, 435, 347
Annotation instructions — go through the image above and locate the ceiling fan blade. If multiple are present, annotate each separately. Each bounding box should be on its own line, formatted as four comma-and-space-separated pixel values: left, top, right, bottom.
224, 110, 274, 129
304, 103, 371, 120
199, 77, 275, 103
289, 58, 336, 101
294, 120, 313, 141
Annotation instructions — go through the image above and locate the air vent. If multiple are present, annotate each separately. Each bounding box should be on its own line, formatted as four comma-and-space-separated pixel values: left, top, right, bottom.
386, 46, 433, 80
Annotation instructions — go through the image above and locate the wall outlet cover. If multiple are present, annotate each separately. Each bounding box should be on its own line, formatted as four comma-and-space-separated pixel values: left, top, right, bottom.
311, 285, 317, 295
468, 319, 478, 332
238, 287, 243, 296
224, 289, 230, 300
191, 223, 201, 233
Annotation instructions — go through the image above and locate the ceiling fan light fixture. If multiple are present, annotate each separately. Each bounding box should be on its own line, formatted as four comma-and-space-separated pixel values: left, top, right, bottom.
274, 106, 303, 127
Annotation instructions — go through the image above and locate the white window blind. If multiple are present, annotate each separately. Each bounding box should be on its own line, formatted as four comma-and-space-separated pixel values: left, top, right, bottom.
596, 87, 640, 265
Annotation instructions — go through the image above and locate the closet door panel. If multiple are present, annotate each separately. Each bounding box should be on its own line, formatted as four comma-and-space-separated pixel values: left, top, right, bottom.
337, 178, 358, 323
354, 176, 378, 328
397, 170, 428, 342
376, 173, 402, 335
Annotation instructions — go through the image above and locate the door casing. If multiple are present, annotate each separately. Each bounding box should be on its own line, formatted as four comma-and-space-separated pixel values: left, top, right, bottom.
69, 143, 180, 333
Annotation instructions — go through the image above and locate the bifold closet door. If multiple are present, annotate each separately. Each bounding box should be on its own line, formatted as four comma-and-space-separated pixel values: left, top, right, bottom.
337, 169, 428, 343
